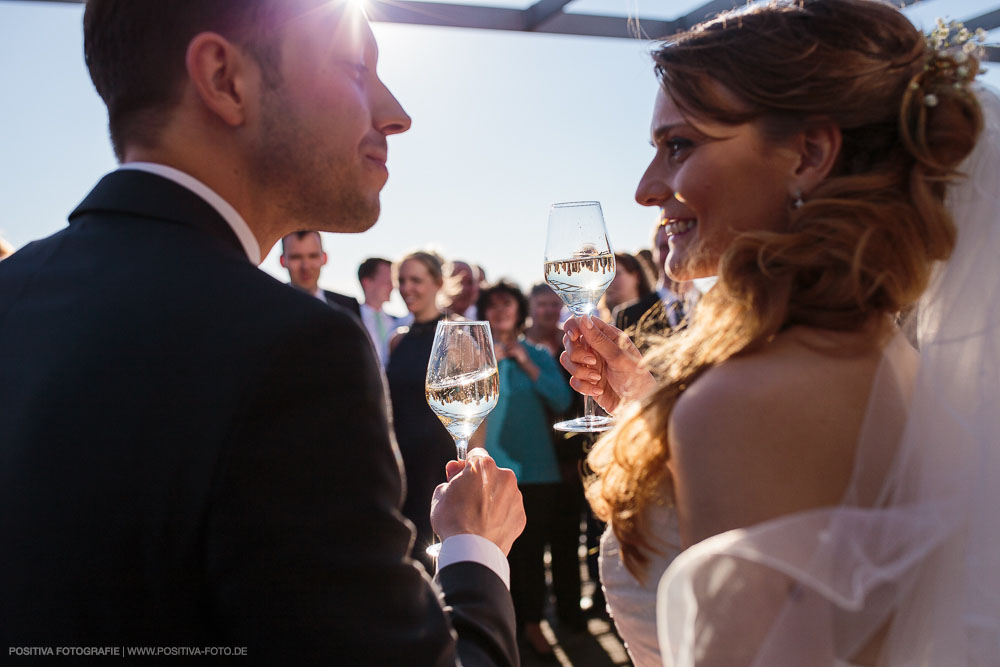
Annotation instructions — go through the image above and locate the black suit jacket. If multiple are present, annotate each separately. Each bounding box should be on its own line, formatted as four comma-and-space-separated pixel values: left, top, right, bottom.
287, 283, 361, 319
323, 289, 362, 318
612, 291, 676, 354
0, 170, 517, 666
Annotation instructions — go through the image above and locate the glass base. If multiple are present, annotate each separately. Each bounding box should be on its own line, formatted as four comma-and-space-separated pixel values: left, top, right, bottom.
553, 415, 614, 433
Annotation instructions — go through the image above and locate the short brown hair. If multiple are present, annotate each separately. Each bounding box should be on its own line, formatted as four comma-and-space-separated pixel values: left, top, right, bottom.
83, 0, 318, 160
280, 231, 322, 256
358, 257, 391, 283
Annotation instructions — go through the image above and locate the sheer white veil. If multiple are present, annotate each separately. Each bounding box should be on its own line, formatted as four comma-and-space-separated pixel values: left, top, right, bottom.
656, 84, 1000, 666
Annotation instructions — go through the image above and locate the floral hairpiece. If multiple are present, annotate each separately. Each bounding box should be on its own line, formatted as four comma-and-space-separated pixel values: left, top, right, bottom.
913, 19, 989, 107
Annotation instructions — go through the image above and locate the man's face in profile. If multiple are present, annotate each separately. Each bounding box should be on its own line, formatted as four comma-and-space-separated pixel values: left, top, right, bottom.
366, 262, 393, 305
249, 3, 410, 234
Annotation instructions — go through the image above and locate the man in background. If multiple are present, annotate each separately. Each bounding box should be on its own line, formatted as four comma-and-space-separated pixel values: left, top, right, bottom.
0, 1, 523, 664
281, 230, 361, 318
445, 259, 480, 319
357, 256, 396, 366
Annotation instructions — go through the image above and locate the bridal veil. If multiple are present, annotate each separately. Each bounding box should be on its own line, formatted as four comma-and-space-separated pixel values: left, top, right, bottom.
656, 84, 1000, 666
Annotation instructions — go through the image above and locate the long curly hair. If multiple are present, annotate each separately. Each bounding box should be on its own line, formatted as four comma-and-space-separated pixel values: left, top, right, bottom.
585, 0, 984, 577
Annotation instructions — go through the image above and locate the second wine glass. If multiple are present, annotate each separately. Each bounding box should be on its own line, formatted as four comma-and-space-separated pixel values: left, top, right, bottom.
543, 201, 616, 432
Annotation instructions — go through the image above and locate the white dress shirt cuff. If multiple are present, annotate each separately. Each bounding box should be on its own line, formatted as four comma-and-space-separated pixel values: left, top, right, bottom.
437, 534, 510, 590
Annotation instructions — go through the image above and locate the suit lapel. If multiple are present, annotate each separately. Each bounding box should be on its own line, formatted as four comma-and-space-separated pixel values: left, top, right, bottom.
69, 170, 247, 261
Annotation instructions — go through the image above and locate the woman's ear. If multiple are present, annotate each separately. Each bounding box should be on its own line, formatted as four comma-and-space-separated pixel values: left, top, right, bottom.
789, 121, 842, 196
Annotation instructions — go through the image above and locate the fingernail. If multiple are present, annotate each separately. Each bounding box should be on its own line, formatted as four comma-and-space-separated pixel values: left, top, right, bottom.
593, 386, 604, 395
587, 371, 601, 382
583, 315, 594, 329
583, 356, 597, 365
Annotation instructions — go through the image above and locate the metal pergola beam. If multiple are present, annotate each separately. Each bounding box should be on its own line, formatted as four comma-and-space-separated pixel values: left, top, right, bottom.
4, 0, 999, 60
524, 0, 572, 31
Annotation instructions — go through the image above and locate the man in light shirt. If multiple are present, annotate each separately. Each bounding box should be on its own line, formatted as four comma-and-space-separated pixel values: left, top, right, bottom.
0, 1, 524, 664
280, 230, 361, 318
357, 256, 397, 365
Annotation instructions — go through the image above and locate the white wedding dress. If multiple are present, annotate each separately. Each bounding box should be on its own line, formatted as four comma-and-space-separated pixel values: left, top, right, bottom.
600, 503, 682, 667
653, 85, 1000, 666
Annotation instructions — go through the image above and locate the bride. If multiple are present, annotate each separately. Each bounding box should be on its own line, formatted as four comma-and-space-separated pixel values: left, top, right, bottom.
561, 0, 998, 664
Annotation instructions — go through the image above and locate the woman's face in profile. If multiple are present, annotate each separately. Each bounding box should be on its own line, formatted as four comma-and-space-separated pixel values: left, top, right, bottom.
634, 86, 801, 282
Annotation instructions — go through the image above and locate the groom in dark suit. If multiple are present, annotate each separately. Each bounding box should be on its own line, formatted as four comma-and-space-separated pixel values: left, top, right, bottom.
0, 1, 524, 665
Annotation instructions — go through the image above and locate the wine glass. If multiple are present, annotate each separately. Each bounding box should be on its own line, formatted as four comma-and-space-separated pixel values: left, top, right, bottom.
423, 321, 499, 559
425, 321, 499, 460
543, 201, 616, 433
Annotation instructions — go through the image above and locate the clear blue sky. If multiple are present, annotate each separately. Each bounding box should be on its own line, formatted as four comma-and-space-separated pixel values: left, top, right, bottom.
1, 0, 997, 315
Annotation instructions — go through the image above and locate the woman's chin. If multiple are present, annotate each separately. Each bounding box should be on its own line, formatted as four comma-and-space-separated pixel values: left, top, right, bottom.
667, 252, 715, 284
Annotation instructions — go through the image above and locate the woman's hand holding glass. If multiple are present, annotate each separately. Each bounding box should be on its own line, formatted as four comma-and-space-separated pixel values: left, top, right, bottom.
560, 315, 657, 415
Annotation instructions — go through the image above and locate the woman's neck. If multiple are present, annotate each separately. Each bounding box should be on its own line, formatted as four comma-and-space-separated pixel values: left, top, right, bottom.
525, 325, 558, 349
495, 329, 519, 345
412, 307, 441, 324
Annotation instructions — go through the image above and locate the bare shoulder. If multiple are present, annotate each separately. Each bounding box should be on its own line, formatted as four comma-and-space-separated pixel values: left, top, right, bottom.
669, 326, 893, 546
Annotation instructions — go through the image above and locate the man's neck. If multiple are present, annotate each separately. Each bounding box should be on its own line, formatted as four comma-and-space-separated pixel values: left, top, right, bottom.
363, 298, 384, 312
124, 137, 285, 258
293, 282, 321, 296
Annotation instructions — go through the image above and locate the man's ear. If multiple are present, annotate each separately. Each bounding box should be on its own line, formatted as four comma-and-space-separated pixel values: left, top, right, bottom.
185, 32, 254, 128
788, 122, 842, 197
320, 252, 329, 267
279, 255, 287, 268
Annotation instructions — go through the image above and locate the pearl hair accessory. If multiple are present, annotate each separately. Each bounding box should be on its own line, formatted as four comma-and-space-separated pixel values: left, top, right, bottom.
911, 20, 989, 108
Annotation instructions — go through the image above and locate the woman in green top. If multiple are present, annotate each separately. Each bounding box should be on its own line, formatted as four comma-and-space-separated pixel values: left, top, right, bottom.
479, 280, 572, 659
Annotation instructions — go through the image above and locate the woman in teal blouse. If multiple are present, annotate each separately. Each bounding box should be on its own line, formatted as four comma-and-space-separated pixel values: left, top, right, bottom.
478, 280, 571, 659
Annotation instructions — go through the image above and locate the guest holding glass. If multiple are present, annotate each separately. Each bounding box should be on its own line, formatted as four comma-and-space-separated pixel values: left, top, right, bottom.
385, 250, 451, 570
525, 282, 589, 631
479, 280, 572, 658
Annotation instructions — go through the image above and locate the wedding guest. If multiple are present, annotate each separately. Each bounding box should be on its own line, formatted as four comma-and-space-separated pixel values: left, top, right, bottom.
0, 2, 524, 664
635, 248, 656, 285
602, 252, 653, 318
386, 251, 453, 570
280, 230, 360, 318
357, 256, 396, 366
0, 236, 14, 261
614, 221, 699, 351
562, 1, 990, 665
525, 282, 588, 631
479, 280, 572, 659
524, 283, 563, 356
443, 259, 479, 320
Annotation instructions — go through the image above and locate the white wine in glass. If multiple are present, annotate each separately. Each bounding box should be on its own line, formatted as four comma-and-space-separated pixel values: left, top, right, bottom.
544, 201, 616, 433
424, 321, 499, 461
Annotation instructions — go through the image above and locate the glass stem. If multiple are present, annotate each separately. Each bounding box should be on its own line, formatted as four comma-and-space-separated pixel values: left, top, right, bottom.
456, 438, 468, 461
584, 394, 596, 423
